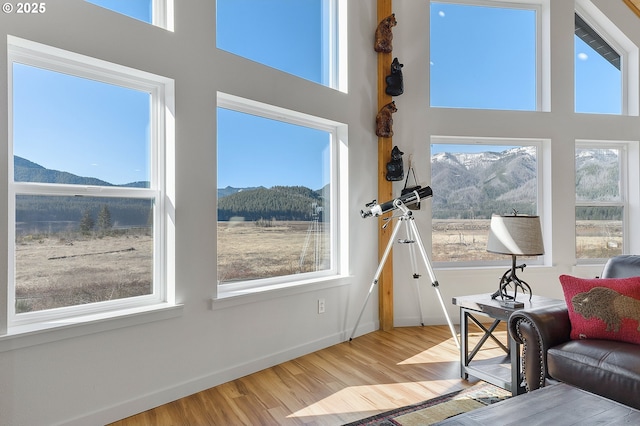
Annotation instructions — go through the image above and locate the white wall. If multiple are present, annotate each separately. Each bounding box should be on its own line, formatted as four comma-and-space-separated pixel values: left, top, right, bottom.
0, 1, 637, 425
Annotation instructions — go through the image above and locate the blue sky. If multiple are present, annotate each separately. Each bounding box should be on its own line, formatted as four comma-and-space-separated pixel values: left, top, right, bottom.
11, 1, 621, 188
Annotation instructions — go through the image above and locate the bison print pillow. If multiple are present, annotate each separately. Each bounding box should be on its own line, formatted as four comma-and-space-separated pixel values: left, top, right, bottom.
559, 275, 640, 345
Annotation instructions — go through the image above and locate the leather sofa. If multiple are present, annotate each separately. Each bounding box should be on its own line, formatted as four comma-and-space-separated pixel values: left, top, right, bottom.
508, 255, 640, 409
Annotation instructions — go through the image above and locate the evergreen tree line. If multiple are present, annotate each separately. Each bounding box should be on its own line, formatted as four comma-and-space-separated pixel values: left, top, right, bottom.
217, 186, 325, 221
16, 195, 153, 234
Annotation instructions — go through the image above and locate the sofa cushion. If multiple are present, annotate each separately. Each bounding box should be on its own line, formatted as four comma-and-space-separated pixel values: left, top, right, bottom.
559, 275, 640, 345
547, 340, 640, 409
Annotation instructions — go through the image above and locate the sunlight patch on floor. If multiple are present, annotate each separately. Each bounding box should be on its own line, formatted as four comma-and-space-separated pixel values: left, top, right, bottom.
287, 379, 460, 418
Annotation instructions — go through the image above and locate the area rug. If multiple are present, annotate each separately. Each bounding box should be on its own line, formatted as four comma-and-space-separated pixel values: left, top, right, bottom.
343, 382, 510, 426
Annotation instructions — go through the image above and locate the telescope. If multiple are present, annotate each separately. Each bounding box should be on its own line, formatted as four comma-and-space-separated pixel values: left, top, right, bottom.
361, 186, 433, 218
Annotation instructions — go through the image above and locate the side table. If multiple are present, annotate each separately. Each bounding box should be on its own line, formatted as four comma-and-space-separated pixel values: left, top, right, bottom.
452, 293, 564, 396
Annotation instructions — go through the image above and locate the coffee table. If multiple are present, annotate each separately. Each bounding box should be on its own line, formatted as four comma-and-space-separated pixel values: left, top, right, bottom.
434, 383, 640, 425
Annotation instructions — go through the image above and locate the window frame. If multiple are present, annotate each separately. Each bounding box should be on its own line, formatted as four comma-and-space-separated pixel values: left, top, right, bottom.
7, 36, 175, 329
429, 0, 550, 112
215, 92, 348, 298
575, 140, 629, 264
430, 136, 546, 268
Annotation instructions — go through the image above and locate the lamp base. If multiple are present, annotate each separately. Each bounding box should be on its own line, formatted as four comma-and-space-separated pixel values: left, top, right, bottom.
491, 255, 532, 304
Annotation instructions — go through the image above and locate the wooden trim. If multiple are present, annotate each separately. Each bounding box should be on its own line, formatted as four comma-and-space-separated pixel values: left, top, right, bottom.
624, 0, 640, 18
377, 0, 394, 331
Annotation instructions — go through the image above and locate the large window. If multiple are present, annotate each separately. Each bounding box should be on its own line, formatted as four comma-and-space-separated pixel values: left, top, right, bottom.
431, 138, 541, 264
430, 1, 540, 111
216, 0, 344, 90
575, 13, 622, 114
8, 37, 174, 327
216, 93, 346, 292
575, 143, 626, 261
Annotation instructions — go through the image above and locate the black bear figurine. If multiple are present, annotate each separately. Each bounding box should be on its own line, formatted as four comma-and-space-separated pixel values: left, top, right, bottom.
385, 58, 404, 96
386, 146, 404, 181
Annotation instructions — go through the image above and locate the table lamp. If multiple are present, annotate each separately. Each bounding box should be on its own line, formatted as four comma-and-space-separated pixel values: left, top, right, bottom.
486, 213, 544, 307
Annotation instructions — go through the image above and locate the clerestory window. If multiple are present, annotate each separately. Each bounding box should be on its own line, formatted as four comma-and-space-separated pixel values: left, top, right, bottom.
85, 0, 174, 30
430, 0, 545, 111
216, 0, 345, 91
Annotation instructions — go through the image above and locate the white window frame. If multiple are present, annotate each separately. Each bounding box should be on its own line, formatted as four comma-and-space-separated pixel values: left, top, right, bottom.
6, 36, 175, 329
215, 92, 348, 299
575, 140, 629, 264
430, 136, 546, 268
575, 0, 639, 116
430, 0, 550, 111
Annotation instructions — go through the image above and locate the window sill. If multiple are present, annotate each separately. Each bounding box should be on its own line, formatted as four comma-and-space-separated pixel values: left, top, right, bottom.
212, 275, 352, 310
0, 303, 183, 353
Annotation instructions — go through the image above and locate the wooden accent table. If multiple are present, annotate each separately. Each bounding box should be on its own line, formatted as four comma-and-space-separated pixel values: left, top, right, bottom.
434, 383, 640, 425
452, 293, 564, 396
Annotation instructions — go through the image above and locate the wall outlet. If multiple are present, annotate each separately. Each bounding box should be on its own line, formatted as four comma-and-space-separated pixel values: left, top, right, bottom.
318, 298, 326, 314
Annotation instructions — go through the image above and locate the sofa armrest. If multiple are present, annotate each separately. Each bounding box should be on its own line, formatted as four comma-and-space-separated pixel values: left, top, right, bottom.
508, 303, 570, 392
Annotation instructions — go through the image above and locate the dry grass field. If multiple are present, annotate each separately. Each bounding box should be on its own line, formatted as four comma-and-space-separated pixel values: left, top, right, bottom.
217, 220, 330, 284
14, 218, 619, 312
15, 232, 152, 313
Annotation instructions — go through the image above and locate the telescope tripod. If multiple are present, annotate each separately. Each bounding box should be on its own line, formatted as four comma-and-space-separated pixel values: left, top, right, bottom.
349, 202, 460, 348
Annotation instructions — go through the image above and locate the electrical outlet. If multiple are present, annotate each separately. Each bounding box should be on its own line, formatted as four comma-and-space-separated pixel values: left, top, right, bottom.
318, 298, 326, 314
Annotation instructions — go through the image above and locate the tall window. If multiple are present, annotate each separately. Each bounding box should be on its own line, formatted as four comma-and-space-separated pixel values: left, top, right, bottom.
431, 138, 540, 264
430, 1, 539, 111
8, 37, 173, 326
575, 143, 626, 261
216, 0, 343, 90
575, 13, 622, 114
217, 93, 346, 291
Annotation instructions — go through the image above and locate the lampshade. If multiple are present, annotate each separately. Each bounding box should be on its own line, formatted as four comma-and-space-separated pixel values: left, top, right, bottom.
487, 214, 544, 256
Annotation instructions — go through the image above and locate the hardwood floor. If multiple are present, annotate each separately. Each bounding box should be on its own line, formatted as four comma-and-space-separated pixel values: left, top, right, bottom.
110, 325, 508, 425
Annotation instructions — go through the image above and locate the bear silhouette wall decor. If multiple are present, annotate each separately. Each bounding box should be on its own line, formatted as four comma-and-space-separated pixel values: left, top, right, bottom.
374, 13, 397, 53
386, 146, 404, 181
376, 101, 397, 138
385, 57, 404, 96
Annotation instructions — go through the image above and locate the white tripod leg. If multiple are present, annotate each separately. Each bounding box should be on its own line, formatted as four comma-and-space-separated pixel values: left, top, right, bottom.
401, 217, 426, 326
408, 218, 460, 349
349, 217, 403, 341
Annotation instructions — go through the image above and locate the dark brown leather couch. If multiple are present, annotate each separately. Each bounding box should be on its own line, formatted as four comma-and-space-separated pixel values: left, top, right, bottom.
508, 255, 640, 409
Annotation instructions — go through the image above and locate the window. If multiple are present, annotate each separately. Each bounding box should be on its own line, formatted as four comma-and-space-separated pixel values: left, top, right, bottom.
430, 0, 541, 111
8, 36, 174, 327
216, 0, 345, 90
431, 138, 541, 264
216, 93, 347, 292
575, 142, 626, 261
85, 0, 173, 30
575, 13, 622, 114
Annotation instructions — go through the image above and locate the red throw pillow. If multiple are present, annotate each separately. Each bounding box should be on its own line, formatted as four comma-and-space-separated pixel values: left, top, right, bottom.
559, 274, 640, 345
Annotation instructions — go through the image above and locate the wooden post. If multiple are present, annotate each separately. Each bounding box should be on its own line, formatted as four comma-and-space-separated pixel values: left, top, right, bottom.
377, 0, 394, 331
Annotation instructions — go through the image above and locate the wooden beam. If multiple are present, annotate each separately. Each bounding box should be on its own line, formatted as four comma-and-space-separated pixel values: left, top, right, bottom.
377, 0, 394, 331
624, 0, 640, 18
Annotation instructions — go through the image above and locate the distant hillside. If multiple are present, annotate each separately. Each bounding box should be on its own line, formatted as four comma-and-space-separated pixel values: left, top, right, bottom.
217, 186, 262, 199
431, 146, 619, 219
217, 185, 325, 221
13, 156, 152, 233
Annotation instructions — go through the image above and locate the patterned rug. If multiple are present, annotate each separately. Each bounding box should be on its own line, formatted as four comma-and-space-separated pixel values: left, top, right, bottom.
343, 382, 510, 426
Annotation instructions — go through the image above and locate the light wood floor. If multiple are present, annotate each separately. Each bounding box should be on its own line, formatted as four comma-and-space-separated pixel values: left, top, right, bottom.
110, 325, 508, 425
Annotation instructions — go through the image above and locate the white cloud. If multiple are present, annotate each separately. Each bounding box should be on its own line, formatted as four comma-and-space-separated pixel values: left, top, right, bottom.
578, 52, 588, 61
439, 11, 445, 17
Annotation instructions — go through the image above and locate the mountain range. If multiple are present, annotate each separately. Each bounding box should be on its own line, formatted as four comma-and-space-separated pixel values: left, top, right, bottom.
13, 147, 619, 224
